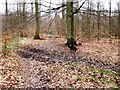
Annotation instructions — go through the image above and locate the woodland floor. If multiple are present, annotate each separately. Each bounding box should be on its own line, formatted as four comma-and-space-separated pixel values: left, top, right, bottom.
0, 36, 120, 88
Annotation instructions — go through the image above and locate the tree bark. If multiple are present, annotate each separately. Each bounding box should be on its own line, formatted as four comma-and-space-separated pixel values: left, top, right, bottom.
66, 1, 77, 47
62, 0, 65, 20
109, 0, 111, 40
87, 0, 91, 40
5, 0, 8, 33
118, 2, 120, 39
34, 0, 41, 39
23, 0, 27, 29
31, 2, 34, 15
97, 2, 100, 41
74, 0, 79, 37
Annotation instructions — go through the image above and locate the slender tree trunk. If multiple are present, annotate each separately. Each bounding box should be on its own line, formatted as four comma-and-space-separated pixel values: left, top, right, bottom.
92, 14, 95, 30
87, 0, 91, 40
97, 2, 100, 41
17, 1, 19, 27
62, 0, 65, 20
66, 1, 77, 47
117, 2, 120, 68
2, 0, 8, 57
5, 0, 8, 33
31, 2, 34, 15
74, 0, 79, 38
102, 7, 106, 34
118, 2, 120, 39
109, 0, 111, 40
47, 0, 51, 34
81, 14, 84, 33
23, 0, 26, 29
61, 0, 65, 37
19, 3, 22, 30
34, 0, 41, 39
20, 0, 27, 37
49, 0, 51, 17
30, 2, 34, 28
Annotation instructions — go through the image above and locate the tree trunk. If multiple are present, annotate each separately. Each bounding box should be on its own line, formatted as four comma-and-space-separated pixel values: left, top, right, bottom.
62, 0, 65, 20
118, 2, 120, 39
61, 0, 66, 37
2, 0, 8, 55
5, 0, 8, 33
23, 0, 27, 29
74, 0, 79, 38
87, 0, 91, 40
109, 0, 111, 41
31, 2, 34, 15
97, 2, 100, 41
66, 1, 77, 47
19, 3, 22, 30
34, 0, 41, 39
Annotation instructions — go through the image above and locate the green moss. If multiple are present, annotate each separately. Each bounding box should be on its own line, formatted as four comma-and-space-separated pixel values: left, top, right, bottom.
103, 69, 112, 76
85, 69, 89, 73
76, 77, 82, 81
12, 39, 19, 49
67, 60, 73, 65
87, 76, 95, 82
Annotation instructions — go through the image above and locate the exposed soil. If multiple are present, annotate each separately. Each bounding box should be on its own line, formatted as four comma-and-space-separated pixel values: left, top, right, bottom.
16, 38, 120, 88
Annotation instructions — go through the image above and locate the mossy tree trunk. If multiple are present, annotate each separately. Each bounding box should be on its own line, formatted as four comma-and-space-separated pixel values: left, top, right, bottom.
34, 0, 41, 39
66, 1, 77, 47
